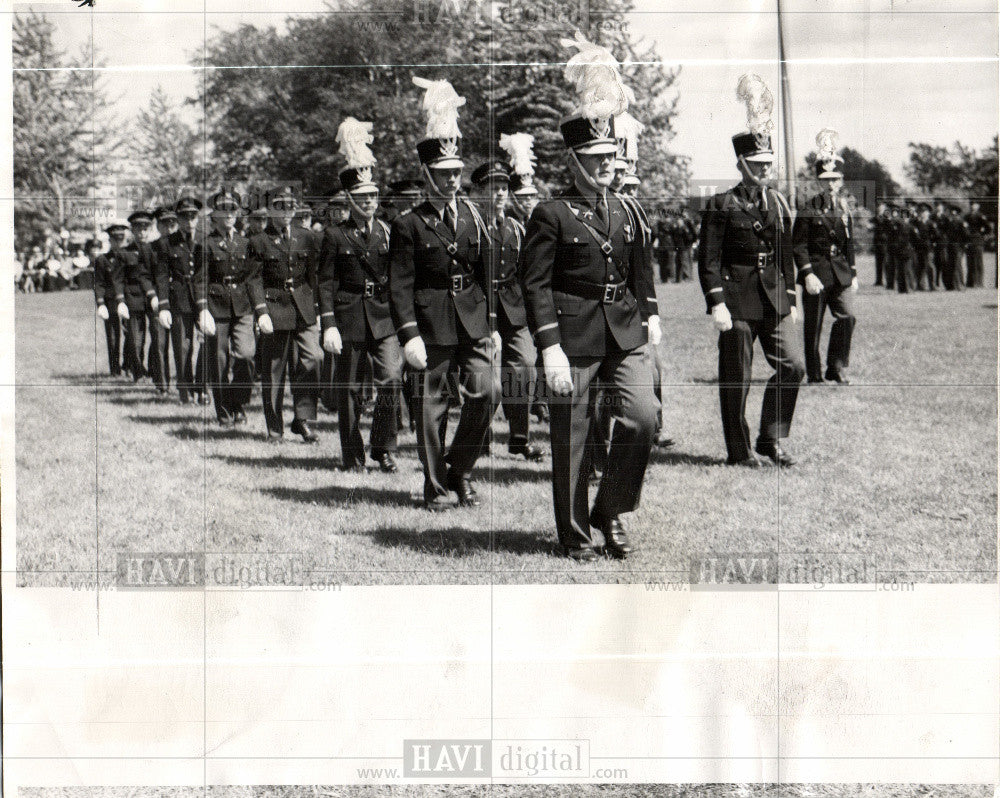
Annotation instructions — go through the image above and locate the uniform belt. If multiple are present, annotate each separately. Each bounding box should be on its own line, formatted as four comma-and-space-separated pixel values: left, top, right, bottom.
218, 276, 241, 286
733, 252, 774, 269
342, 280, 386, 297
492, 276, 518, 290
264, 279, 304, 290
556, 278, 628, 305
421, 273, 473, 294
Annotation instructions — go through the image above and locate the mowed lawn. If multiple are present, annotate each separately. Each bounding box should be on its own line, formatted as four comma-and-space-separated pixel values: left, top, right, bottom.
14, 254, 997, 586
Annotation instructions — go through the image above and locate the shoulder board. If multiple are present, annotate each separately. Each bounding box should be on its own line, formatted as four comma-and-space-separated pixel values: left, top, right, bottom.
376, 218, 391, 238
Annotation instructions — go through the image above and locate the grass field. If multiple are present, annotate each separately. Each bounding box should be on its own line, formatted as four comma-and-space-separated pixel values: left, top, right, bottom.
13, 254, 998, 586
18, 783, 998, 797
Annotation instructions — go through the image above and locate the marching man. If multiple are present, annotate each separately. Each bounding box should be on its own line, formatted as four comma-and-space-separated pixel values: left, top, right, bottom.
389, 77, 500, 510
520, 33, 659, 561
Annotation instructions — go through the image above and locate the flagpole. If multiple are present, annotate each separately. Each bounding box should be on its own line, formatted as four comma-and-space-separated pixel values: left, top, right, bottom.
776, 0, 795, 207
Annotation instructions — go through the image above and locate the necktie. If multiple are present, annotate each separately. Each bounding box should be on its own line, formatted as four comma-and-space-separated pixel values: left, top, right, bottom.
595, 196, 608, 230
444, 204, 457, 233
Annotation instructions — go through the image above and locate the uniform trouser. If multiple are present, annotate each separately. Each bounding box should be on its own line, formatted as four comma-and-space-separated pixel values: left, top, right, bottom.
336, 334, 402, 466
101, 313, 121, 375
585, 382, 613, 478
933, 244, 948, 286
893, 251, 915, 293
415, 334, 499, 502
657, 249, 675, 282
674, 247, 692, 282
802, 285, 856, 381
126, 306, 164, 389
497, 324, 537, 449
946, 244, 966, 290
171, 312, 207, 401
320, 351, 336, 411
874, 245, 888, 285
649, 343, 667, 433
208, 314, 256, 422
718, 314, 805, 463
260, 322, 322, 434
966, 242, 984, 287
913, 248, 934, 289
154, 310, 171, 389
885, 249, 897, 290
549, 347, 658, 551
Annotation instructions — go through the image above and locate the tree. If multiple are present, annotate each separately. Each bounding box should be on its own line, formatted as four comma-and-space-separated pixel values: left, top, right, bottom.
13, 10, 122, 247
196, 0, 688, 201
800, 146, 901, 206
904, 137, 999, 227
127, 85, 204, 206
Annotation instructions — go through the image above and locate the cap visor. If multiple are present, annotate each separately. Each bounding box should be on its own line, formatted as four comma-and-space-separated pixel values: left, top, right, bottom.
818, 171, 843, 179
348, 184, 379, 195
744, 153, 774, 163
573, 142, 618, 156
513, 187, 539, 196
428, 158, 464, 170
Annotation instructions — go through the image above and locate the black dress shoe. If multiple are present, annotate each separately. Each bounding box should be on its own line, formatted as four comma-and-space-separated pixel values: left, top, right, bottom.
446, 470, 480, 507
755, 441, 797, 467
290, 419, 319, 443
374, 452, 398, 473
233, 409, 248, 426
727, 454, 764, 468
508, 443, 544, 461
825, 372, 851, 385
564, 546, 599, 563
590, 512, 632, 559
531, 404, 549, 423
653, 433, 676, 448
422, 494, 456, 511
218, 417, 235, 429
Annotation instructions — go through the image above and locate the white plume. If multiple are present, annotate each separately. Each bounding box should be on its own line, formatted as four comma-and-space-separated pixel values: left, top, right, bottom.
335, 117, 377, 169
815, 127, 842, 166
498, 133, 536, 177
735, 73, 774, 137
412, 76, 465, 139
560, 32, 634, 119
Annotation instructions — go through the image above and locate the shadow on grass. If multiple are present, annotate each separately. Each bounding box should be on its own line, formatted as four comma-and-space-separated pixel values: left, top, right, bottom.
213, 454, 340, 470
649, 448, 729, 467
129, 413, 215, 425
365, 525, 557, 558
261, 483, 415, 506
166, 425, 259, 441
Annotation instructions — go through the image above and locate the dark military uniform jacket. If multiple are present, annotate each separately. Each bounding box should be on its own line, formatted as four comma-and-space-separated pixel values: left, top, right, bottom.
872, 214, 891, 253
965, 211, 990, 243
520, 186, 649, 358
911, 218, 933, 252
698, 182, 795, 321
247, 225, 318, 331
792, 192, 856, 289
887, 218, 915, 257
193, 229, 256, 320
671, 214, 698, 249
318, 215, 394, 343
946, 216, 969, 246
155, 229, 199, 315
389, 198, 491, 347
618, 192, 660, 320
93, 252, 123, 308
114, 242, 158, 314
484, 213, 528, 332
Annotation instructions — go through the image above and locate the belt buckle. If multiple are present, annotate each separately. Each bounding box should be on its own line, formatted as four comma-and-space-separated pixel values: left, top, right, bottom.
284, 278, 295, 289
602, 283, 616, 304
600, 240, 614, 256
450, 274, 463, 294
830, 244, 838, 256
364, 281, 375, 297
757, 252, 766, 267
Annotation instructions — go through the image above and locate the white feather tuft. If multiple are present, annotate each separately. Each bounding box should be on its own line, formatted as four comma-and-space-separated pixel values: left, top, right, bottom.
560, 31, 634, 119
498, 133, 536, 177
815, 127, 842, 167
735, 73, 774, 137
412, 76, 466, 140
335, 117, 377, 169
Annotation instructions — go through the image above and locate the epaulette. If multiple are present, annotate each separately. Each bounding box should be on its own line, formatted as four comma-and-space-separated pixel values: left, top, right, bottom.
459, 196, 489, 245
376, 218, 391, 238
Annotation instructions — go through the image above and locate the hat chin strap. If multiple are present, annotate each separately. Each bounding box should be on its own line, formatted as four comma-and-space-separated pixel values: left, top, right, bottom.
737, 155, 766, 188
569, 150, 607, 195
421, 164, 456, 200
347, 191, 376, 220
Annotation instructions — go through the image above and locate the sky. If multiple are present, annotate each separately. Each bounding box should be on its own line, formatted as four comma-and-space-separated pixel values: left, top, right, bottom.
19, 0, 999, 189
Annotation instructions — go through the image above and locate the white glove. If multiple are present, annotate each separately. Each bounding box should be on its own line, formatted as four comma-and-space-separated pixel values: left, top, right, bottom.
117, 302, 130, 321
403, 336, 427, 370
323, 327, 343, 355
158, 309, 172, 330
804, 273, 824, 295
850, 276, 859, 293
150, 295, 159, 312
542, 343, 573, 396
790, 306, 799, 324
491, 331, 502, 351
96, 304, 109, 321
198, 308, 216, 337
711, 303, 733, 332
647, 315, 662, 346
257, 313, 274, 335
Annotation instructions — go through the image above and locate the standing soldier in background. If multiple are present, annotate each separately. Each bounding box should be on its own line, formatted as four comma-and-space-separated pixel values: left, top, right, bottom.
887, 204, 915, 293
318, 118, 402, 473
92, 232, 123, 377
154, 202, 207, 404
911, 202, 935, 291
698, 74, 804, 467
124, 208, 166, 393
945, 203, 968, 290
965, 200, 990, 288
389, 76, 499, 510
793, 129, 857, 386
672, 206, 697, 283
194, 190, 258, 428
521, 35, 659, 560
248, 186, 323, 443
655, 206, 675, 283
871, 201, 890, 287
932, 201, 949, 289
